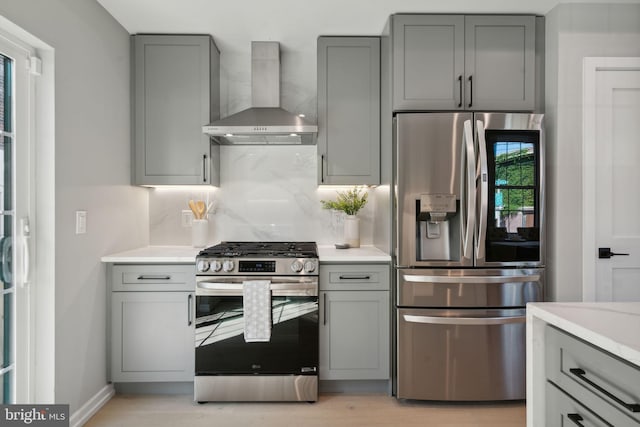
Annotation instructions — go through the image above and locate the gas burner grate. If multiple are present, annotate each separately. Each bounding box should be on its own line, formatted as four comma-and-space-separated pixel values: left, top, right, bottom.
198, 241, 318, 258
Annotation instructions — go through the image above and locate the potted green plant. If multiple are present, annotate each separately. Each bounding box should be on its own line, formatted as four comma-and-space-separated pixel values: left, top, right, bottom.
321, 187, 368, 247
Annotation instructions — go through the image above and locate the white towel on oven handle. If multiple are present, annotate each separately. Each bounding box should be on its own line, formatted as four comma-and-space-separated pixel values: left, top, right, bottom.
243, 280, 272, 342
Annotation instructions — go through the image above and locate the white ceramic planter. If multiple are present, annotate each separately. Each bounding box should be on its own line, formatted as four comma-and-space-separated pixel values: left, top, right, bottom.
343, 215, 360, 248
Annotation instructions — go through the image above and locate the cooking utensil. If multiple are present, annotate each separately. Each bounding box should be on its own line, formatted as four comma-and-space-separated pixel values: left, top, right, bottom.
196, 201, 206, 219
188, 200, 200, 219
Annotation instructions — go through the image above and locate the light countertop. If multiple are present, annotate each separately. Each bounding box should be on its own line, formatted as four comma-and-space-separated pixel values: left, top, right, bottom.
317, 245, 391, 262
100, 245, 202, 263
528, 301, 640, 366
102, 244, 392, 264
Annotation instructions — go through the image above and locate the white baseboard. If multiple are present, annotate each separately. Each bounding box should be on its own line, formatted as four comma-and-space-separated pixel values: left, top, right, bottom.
70, 384, 115, 427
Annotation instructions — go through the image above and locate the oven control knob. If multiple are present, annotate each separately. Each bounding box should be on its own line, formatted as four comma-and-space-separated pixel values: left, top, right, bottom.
290, 260, 304, 273
222, 260, 235, 272
304, 261, 316, 273
196, 260, 210, 273
210, 260, 222, 272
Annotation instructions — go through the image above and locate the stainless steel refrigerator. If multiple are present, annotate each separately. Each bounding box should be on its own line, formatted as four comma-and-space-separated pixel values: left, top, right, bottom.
394, 112, 545, 401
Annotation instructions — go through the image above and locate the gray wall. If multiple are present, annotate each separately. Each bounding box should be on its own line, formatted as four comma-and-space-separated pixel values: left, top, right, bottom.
0, 0, 148, 413
545, 3, 640, 302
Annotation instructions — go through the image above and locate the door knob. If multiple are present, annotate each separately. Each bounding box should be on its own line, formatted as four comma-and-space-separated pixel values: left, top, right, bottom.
598, 247, 630, 259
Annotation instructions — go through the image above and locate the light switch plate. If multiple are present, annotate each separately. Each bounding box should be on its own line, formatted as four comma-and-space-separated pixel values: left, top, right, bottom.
182, 210, 194, 227
76, 210, 87, 234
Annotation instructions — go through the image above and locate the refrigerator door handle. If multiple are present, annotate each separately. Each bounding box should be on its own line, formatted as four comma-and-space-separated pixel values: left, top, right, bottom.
402, 274, 540, 284
403, 314, 525, 326
462, 120, 476, 262
475, 119, 489, 262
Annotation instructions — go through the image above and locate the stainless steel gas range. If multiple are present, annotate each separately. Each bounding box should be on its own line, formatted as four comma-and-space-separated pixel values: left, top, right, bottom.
194, 241, 319, 403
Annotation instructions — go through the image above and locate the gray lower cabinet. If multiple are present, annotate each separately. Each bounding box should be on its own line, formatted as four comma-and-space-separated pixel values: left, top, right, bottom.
132, 34, 220, 186
109, 264, 195, 382
545, 325, 640, 426
391, 14, 536, 112
319, 264, 390, 380
317, 37, 380, 185
546, 382, 611, 427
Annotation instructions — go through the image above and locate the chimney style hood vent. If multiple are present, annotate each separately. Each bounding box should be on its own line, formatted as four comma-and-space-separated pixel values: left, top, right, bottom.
203, 41, 317, 145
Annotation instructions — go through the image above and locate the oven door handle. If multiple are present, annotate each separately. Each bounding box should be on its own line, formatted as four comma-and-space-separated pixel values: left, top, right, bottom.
403, 314, 525, 326
196, 281, 318, 297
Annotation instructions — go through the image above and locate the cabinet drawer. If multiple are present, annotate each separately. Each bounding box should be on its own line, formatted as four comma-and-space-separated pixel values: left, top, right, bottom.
545, 381, 612, 427
546, 325, 640, 425
111, 264, 195, 291
320, 264, 390, 291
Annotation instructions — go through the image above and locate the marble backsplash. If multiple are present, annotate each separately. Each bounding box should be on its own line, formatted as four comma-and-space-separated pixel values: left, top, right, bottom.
149, 145, 374, 247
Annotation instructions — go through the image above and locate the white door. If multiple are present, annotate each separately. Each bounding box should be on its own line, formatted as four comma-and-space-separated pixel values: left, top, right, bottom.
0, 34, 35, 403
583, 58, 640, 302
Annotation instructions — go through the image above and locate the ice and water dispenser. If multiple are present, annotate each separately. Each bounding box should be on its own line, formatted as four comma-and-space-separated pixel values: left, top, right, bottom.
416, 193, 461, 262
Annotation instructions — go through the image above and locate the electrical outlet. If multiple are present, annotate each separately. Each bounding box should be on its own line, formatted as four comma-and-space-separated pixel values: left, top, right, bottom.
182, 210, 194, 227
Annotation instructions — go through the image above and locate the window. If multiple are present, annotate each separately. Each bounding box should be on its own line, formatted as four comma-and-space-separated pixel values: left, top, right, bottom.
485, 130, 541, 262
493, 140, 536, 232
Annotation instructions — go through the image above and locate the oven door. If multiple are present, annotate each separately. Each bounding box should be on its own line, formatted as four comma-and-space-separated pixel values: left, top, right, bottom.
195, 276, 318, 376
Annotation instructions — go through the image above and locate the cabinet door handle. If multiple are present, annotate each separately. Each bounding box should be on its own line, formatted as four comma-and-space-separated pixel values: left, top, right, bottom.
320, 154, 325, 183
187, 294, 193, 326
137, 275, 171, 280
202, 154, 207, 183
323, 293, 327, 325
457, 75, 463, 108
468, 75, 473, 108
566, 414, 584, 426
338, 275, 371, 280
569, 368, 640, 412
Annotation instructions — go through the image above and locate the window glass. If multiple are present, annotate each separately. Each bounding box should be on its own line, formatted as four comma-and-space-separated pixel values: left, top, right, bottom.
486, 131, 540, 263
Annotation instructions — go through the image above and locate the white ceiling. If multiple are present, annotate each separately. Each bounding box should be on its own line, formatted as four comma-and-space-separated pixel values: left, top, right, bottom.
98, 0, 566, 54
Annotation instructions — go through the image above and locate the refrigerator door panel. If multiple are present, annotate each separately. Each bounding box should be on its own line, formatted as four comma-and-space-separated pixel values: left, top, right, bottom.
397, 307, 526, 401
397, 268, 544, 308
395, 112, 474, 268
474, 113, 545, 267
475, 119, 489, 262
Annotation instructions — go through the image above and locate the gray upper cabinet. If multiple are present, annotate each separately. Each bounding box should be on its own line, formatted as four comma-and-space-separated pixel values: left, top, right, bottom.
133, 34, 220, 185
392, 15, 465, 111
317, 37, 380, 185
464, 16, 536, 111
392, 15, 536, 112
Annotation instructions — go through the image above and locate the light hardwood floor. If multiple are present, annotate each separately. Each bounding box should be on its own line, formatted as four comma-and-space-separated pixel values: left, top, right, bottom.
85, 394, 526, 427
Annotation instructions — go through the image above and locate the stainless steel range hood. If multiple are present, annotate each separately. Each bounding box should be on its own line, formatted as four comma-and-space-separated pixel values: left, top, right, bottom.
203, 42, 317, 145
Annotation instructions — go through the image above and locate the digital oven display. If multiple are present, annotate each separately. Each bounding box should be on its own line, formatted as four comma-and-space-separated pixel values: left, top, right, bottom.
238, 260, 277, 273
